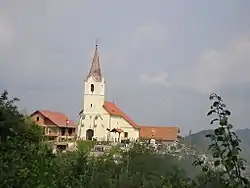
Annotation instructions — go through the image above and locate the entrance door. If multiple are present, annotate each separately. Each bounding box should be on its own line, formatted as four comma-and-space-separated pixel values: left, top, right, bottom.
86, 129, 94, 140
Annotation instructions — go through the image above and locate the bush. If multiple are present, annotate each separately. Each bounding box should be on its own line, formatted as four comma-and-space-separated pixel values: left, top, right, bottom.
76, 140, 95, 153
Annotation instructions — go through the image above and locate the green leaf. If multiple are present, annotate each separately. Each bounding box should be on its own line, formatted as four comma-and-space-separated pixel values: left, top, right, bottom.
212, 151, 220, 158
217, 136, 224, 142
224, 110, 231, 116
213, 101, 220, 107
219, 118, 227, 126
202, 166, 208, 172
227, 124, 233, 129
231, 140, 239, 147
241, 177, 249, 185
214, 160, 221, 167
214, 127, 225, 135
210, 118, 219, 124
207, 110, 216, 116
209, 95, 214, 100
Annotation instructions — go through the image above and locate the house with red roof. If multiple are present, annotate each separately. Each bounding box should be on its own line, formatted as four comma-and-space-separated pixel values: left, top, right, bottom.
77, 45, 179, 143
30, 110, 76, 141
139, 125, 180, 143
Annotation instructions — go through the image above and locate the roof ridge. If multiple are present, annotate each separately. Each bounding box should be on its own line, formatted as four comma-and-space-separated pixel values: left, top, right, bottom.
139, 125, 178, 128
103, 101, 139, 129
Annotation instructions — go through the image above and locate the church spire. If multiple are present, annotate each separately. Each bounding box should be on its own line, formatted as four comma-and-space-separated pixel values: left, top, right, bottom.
86, 44, 102, 82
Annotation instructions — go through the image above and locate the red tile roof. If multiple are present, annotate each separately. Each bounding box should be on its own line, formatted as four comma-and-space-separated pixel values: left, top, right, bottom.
108, 128, 124, 133
103, 101, 139, 129
139, 125, 179, 141
31, 110, 76, 128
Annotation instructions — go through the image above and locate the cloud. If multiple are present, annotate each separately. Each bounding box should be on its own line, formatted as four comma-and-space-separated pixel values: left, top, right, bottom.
133, 24, 169, 48
0, 16, 13, 52
179, 34, 250, 93
140, 72, 171, 87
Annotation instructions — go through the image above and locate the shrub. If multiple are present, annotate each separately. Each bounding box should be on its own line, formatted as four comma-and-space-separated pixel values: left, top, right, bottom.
76, 140, 95, 153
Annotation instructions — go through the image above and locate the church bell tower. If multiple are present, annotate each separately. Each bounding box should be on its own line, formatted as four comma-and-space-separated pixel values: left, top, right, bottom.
83, 44, 105, 113
77, 44, 106, 140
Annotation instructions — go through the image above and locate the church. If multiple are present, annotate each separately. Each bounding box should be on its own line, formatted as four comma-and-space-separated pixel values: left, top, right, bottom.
77, 45, 180, 143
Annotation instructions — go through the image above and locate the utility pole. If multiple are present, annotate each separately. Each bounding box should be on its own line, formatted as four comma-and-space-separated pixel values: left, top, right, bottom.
66, 119, 69, 142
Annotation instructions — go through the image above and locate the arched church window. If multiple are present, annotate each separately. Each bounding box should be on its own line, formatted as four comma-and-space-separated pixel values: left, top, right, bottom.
90, 84, 94, 93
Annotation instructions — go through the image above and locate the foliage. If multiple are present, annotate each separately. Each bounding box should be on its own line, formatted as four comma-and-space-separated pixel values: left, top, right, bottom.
76, 140, 95, 153
1, 90, 250, 188
193, 93, 250, 187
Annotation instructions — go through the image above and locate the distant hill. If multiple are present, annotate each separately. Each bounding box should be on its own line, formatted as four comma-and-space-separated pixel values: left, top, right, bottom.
235, 129, 250, 160
183, 128, 250, 160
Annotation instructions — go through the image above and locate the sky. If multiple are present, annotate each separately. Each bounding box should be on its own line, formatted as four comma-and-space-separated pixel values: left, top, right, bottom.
1, 0, 250, 135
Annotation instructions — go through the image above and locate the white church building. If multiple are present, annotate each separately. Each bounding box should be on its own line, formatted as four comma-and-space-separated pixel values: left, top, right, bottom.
77, 45, 180, 143
77, 45, 140, 142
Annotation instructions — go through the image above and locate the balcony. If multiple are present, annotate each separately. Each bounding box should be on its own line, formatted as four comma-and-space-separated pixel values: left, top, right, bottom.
45, 131, 59, 137
57, 134, 76, 142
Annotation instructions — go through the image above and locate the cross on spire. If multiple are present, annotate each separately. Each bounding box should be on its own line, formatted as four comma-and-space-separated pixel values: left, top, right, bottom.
95, 38, 99, 47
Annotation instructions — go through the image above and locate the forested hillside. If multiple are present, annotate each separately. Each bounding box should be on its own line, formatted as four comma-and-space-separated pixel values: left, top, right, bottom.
184, 129, 250, 160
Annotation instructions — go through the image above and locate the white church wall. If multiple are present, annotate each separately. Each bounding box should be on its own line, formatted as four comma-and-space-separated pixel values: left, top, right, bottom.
110, 116, 139, 142
78, 112, 111, 141
83, 77, 105, 114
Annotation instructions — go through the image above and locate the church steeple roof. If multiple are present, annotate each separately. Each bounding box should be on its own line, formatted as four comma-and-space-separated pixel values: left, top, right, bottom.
86, 44, 102, 82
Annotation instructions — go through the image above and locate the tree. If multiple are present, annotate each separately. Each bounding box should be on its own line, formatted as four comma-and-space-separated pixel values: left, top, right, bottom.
194, 93, 250, 188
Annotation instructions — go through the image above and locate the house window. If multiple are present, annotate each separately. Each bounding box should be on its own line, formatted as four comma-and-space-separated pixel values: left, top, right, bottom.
61, 128, 66, 136
36, 116, 39, 122
124, 132, 128, 138
68, 128, 73, 136
91, 84, 94, 93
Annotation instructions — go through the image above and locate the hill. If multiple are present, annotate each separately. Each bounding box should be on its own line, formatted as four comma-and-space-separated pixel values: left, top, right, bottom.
183, 128, 250, 159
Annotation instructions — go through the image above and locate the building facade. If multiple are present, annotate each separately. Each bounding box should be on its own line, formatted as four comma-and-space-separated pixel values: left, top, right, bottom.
30, 110, 76, 142
139, 125, 180, 143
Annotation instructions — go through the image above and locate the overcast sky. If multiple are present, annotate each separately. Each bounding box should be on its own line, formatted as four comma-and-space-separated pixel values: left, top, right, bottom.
1, 0, 250, 135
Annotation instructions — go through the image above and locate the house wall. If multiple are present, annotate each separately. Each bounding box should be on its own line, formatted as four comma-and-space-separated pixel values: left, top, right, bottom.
31, 112, 56, 126
31, 112, 45, 125
110, 116, 139, 142
31, 112, 58, 136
